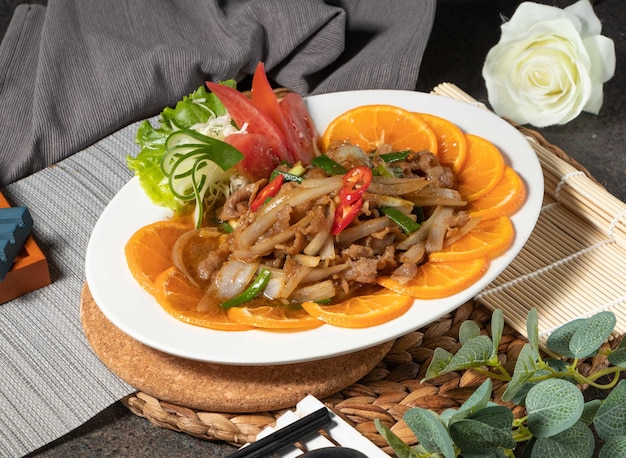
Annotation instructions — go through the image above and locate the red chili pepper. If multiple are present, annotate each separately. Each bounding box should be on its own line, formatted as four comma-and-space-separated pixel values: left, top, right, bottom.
250, 174, 284, 211
340, 165, 372, 203
331, 199, 362, 235
331, 166, 373, 235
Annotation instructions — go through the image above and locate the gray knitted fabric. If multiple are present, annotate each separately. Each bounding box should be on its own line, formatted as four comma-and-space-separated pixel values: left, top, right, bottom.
0, 1, 435, 456
0, 0, 436, 185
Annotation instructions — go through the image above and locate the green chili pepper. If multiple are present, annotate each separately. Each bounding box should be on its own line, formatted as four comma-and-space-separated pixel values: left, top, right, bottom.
378, 151, 410, 163
219, 221, 234, 233
220, 268, 272, 309
270, 170, 304, 183
380, 207, 421, 234
372, 163, 393, 177
311, 155, 347, 175
314, 298, 332, 305
270, 161, 306, 183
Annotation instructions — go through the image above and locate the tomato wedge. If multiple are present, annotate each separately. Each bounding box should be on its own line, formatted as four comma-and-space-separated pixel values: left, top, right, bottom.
205, 81, 295, 164
224, 133, 283, 181
280, 92, 317, 164
251, 63, 284, 129
251, 63, 300, 158
206, 63, 319, 183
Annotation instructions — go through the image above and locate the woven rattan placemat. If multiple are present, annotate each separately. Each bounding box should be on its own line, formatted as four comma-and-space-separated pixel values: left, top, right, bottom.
88, 84, 625, 452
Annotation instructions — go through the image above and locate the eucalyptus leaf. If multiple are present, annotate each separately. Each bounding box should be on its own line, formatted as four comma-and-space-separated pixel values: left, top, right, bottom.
449, 411, 515, 454
546, 318, 585, 359
508, 370, 552, 406
594, 379, 626, 440
544, 358, 568, 372
580, 399, 602, 425
544, 359, 577, 384
569, 311, 616, 359
509, 363, 570, 406
502, 343, 539, 402
403, 408, 455, 458
459, 320, 482, 345
490, 309, 504, 359
531, 421, 594, 458
444, 335, 493, 372
449, 406, 515, 455
469, 405, 514, 432
439, 408, 458, 426
374, 419, 419, 458
526, 379, 584, 438
507, 381, 534, 406
423, 347, 454, 381
598, 435, 626, 458
449, 379, 492, 424
526, 308, 540, 360
607, 347, 626, 367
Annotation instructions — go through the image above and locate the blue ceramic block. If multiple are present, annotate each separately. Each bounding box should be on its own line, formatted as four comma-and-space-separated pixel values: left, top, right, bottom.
0, 207, 33, 281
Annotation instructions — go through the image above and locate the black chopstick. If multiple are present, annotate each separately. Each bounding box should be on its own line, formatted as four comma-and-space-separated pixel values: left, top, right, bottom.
228, 407, 332, 457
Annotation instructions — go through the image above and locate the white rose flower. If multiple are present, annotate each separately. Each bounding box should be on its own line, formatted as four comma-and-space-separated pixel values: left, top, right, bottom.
482, 0, 615, 127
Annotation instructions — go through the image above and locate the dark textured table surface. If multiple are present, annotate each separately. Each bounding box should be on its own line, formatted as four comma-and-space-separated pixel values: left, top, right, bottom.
2, 0, 624, 457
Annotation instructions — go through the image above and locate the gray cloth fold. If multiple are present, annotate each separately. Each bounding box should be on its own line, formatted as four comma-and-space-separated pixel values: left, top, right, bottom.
0, 0, 435, 185
0, 1, 435, 456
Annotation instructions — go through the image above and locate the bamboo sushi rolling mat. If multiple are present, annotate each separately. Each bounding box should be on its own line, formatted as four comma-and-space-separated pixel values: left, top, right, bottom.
120, 84, 626, 452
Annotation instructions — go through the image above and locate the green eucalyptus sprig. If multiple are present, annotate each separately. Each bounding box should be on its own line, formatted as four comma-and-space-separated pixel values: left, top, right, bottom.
376, 308, 626, 458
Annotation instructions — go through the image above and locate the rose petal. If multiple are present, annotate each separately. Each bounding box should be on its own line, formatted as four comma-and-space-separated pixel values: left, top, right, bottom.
583, 81, 604, 115
583, 35, 616, 83
565, 0, 602, 38
501, 2, 582, 39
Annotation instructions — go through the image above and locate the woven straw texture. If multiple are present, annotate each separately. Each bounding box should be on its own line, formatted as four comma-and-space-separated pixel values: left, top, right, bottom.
431, 84, 626, 347
121, 84, 626, 453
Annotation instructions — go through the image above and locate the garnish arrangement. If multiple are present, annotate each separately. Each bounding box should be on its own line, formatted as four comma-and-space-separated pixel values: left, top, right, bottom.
125, 63, 526, 331
376, 308, 626, 458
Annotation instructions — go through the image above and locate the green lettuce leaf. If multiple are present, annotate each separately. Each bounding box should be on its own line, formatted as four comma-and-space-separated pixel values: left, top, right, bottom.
126, 81, 238, 211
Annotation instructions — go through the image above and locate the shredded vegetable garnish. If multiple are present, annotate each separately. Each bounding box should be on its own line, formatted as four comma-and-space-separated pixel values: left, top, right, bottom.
161, 128, 243, 227
127, 81, 244, 216
191, 113, 247, 140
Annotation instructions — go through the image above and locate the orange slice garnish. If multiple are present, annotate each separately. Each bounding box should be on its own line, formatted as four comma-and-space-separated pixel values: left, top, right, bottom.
226, 302, 324, 330
428, 216, 515, 263
377, 258, 489, 299
417, 112, 468, 172
125, 219, 193, 295
320, 104, 438, 154
456, 134, 505, 202
301, 290, 414, 328
466, 167, 527, 220
154, 267, 252, 331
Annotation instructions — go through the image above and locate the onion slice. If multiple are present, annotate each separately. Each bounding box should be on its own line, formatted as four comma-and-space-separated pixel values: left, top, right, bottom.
290, 280, 336, 303
212, 259, 259, 301
236, 176, 342, 248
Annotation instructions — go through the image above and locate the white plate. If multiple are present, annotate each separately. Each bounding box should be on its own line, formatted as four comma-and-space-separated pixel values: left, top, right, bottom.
85, 90, 543, 366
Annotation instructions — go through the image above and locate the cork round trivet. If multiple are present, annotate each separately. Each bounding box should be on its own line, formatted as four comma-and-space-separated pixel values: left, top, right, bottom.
80, 283, 394, 413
